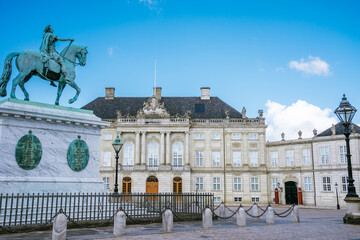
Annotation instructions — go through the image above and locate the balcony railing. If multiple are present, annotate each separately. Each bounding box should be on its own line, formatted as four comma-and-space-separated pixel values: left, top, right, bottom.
122, 165, 134, 171
172, 165, 184, 171
147, 165, 159, 171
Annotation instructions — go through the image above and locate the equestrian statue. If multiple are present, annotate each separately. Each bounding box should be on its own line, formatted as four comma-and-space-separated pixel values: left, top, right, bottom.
0, 25, 88, 105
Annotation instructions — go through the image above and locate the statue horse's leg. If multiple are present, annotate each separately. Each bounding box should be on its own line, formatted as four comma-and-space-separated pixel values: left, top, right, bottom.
55, 82, 66, 105
66, 80, 81, 104
10, 71, 31, 101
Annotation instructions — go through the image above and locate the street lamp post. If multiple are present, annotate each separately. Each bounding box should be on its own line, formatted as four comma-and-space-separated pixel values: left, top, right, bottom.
334, 94, 360, 224
335, 182, 340, 210
334, 94, 358, 198
112, 135, 123, 195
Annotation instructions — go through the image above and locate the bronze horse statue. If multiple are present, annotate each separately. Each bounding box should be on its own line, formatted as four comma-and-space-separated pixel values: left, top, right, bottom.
0, 44, 88, 105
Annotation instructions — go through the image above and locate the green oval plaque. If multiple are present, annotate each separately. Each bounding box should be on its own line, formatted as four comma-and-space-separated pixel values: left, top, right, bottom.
15, 130, 42, 170
67, 136, 89, 172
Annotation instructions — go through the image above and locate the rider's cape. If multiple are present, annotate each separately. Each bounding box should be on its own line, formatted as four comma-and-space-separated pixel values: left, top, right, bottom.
40, 32, 54, 53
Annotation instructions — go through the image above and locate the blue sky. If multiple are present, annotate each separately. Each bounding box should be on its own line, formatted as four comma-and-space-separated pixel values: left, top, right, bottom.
1, 0, 360, 140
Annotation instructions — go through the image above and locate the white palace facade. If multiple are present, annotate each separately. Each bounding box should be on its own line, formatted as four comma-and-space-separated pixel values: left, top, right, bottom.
82, 87, 360, 207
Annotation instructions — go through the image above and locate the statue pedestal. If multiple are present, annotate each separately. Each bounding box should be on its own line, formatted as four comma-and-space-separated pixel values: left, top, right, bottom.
0, 98, 109, 194
344, 197, 360, 224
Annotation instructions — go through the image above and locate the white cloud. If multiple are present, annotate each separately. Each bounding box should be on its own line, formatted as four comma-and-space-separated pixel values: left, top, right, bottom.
275, 67, 284, 72
289, 56, 330, 76
108, 47, 114, 57
139, 0, 159, 10
265, 100, 337, 141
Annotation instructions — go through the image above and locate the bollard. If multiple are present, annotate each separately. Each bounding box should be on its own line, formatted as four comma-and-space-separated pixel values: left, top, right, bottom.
266, 207, 275, 225
252, 204, 260, 220
202, 208, 213, 229
236, 207, 246, 227
219, 203, 225, 218
291, 206, 300, 223
162, 209, 173, 232
114, 211, 127, 236
52, 213, 67, 240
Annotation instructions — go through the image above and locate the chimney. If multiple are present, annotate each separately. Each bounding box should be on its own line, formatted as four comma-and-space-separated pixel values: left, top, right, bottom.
153, 87, 162, 99
201, 87, 210, 100
105, 87, 115, 100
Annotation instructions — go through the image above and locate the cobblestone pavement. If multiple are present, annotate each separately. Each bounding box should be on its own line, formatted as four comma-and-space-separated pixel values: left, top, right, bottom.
1, 206, 359, 240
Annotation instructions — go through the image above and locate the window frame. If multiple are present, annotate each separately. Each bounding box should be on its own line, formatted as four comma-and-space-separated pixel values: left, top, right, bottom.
322, 176, 331, 192
172, 142, 183, 166
195, 151, 204, 167
213, 177, 221, 190
233, 151, 241, 167
196, 177, 204, 190
302, 148, 311, 166
320, 147, 330, 165
234, 177, 242, 191
212, 151, 221, 167
304, 177, 312, 191
271, 151, 278, 167
249, 151, 258, 167
251, 177, 259, 191
103, 151, 112, 167
286, 150, 294, 166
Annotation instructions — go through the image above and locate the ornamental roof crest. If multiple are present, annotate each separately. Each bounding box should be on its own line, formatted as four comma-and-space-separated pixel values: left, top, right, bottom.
138, 96, 170, 118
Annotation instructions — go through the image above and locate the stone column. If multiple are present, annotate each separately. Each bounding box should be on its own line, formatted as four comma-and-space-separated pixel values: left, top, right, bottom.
266, 207, 274, 224
202, 208, 213, 229
160, 131, 165, 165
185, 131, 190, 165
236, 207, 246, 226
166, 131, 171, 165
291, 206, 300, 223
113, 211, 127, 236
162, 209, 173, 232
141, 131, 146, 165
225, 132, 231, 165
52, 213, 67, 240
135, 131, 140, 165
259, 132, 265, 165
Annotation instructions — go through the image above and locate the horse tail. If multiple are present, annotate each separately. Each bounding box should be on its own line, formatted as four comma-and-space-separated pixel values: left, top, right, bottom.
0, 52, 20, 97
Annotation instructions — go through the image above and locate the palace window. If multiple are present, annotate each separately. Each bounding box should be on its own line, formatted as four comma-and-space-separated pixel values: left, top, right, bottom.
272, 178, 279, 191
212, 133, 220, 140
196, 177, 204, 190
172, 142, 183, 166
252, 197, 260, 203
195, 134, 204, 140
232, 133, 241, 140
339, 146, 347, 164
212, 151, 220, 166
234, 177, 242, 191
233, 151, 241, 167
103, 151, 111, 167
322, 177, 331, 191
251, 177, 259, 191
123, 142, 134, 166
147, 141, 159, 168
271, 151, 278, 167
342, 176, 348, 192
286, 150, 294, 166
213, 177, 221, 190
196, 151, 204, 167
249, 133, 258, 140
320, 147, 329, 164
249, 151, 258, 167
103, 177, 110, 190
213, 197, 221, 202
304, 177, 312, 191
302, 149, 311, 166
234, 197, 242, 202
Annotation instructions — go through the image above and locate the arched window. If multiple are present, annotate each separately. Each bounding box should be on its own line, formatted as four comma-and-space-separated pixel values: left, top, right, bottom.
147, 141, 159, 168
123, 142, 134, 166
172, 142, 183, 166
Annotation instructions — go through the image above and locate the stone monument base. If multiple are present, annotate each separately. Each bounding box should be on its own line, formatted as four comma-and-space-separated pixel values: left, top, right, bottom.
0, 98, 109, 194
343, 197, 360, 225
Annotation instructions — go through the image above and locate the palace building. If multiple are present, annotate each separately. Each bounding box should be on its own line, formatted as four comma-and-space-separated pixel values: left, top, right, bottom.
82, 87, 360, 207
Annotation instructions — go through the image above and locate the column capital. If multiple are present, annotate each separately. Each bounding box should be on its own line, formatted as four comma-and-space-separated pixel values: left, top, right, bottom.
185, 131, 190, 135
135, 131, 141, 135
160, 131, 166, 134
141, 131, 146, 134
166, 131, 171, 134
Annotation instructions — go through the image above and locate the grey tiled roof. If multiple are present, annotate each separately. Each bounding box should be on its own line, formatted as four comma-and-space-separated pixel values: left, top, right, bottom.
81, 97, 243, 120
317, 122, 360, 137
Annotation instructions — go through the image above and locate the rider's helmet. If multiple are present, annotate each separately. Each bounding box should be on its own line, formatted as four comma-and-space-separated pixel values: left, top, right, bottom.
44, 25, 53, 33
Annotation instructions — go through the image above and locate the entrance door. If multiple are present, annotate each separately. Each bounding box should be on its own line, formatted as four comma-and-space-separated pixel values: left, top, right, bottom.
146, 176, 159, 194
173, 177, 182, 200
285, 181, 298, 205
122, 177, 132, 201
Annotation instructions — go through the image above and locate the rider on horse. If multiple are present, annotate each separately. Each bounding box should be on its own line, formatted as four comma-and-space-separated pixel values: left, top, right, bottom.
40, 25, 73, 87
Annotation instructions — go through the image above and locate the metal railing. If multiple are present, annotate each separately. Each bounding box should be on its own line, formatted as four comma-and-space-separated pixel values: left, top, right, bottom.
0, 192, 213, 227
